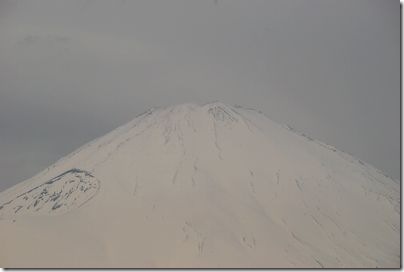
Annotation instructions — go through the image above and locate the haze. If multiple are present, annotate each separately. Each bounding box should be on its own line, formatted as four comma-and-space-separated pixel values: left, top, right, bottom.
0, 0, 400, 191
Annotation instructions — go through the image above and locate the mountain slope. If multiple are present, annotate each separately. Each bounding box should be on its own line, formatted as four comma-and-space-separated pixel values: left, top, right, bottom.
0, 102, 399, 268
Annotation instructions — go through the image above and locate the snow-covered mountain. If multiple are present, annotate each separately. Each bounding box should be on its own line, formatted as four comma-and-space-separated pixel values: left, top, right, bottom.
0, 102, 399, 268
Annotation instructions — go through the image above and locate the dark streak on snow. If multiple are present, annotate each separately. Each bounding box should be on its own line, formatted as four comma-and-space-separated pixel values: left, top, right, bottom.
191, 158, 199, 187
0, 169, 100, 219
314, 258, 325, 268
276, 171, 280, 184
212, 122, 223, 160
208, 105, 238, 123
295, 179, 303, 191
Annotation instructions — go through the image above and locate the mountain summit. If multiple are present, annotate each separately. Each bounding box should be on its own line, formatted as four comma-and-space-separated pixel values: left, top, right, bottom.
0, 102, 399, 268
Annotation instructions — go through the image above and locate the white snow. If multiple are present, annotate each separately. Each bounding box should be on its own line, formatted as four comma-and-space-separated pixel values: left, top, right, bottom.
0, 102, 399, 268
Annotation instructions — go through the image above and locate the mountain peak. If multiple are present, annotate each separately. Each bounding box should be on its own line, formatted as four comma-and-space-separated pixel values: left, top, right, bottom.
167, 102, 199, 112
203, 101, 232, 108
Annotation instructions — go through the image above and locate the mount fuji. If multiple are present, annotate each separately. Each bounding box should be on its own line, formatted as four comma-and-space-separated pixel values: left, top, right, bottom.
0, 102, 399, 268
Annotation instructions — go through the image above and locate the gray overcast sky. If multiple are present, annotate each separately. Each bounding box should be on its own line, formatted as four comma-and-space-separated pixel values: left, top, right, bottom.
0, 0, 400, 191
